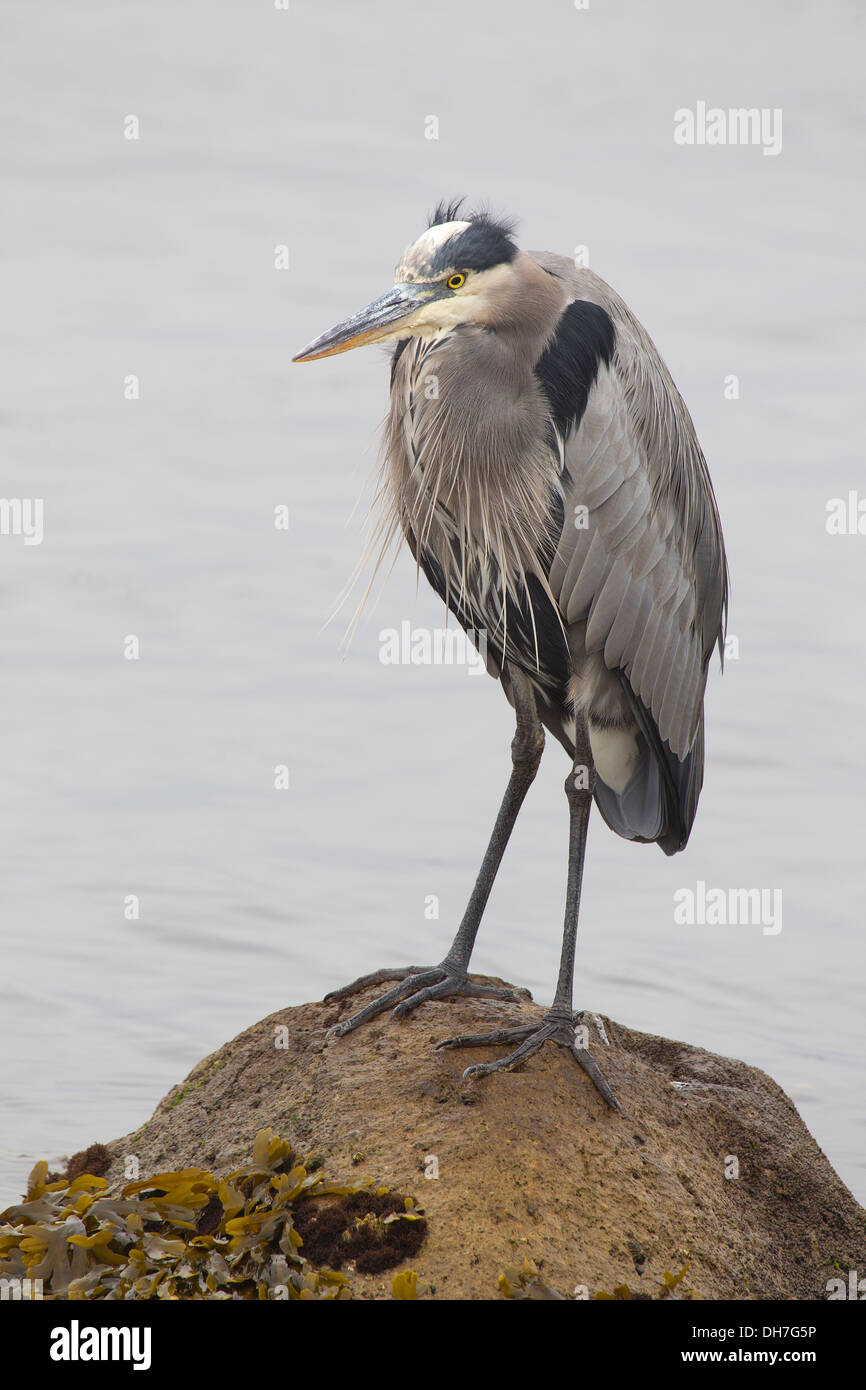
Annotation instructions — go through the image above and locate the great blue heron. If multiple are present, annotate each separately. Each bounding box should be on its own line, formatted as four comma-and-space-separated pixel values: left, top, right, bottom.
293, 201, 728, 1110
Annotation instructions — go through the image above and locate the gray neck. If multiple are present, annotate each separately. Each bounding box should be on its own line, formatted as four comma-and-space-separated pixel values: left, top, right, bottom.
386, 253, 569, 588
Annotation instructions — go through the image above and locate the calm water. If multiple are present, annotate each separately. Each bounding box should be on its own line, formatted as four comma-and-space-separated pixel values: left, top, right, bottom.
2, 0, 864, 1209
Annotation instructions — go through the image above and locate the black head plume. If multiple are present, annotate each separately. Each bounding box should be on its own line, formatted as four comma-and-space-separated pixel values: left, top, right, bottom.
426, 199, 519, 274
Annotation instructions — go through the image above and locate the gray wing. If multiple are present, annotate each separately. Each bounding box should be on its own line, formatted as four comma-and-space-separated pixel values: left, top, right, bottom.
551, 364, 725, 758
533, 257, 728, 847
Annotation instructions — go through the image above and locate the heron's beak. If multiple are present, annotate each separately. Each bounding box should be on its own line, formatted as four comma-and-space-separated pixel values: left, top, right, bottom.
292, 283, 430, 362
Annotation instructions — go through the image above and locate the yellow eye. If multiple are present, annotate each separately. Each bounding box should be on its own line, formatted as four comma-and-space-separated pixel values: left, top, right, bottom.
447, 272, 466, 290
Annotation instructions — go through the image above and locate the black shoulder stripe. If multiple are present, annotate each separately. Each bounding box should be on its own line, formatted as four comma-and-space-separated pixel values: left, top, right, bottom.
390, 339, 409, 388
534, 299, 616, 440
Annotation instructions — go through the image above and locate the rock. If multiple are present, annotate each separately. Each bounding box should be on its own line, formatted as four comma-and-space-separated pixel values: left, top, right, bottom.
105, 978, 865, 1300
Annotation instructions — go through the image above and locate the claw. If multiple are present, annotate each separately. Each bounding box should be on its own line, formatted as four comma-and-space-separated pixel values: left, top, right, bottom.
322, 968, 621, 1109
392, 979, 522, 1021
438, 1013, 623, 1113
324, 962, 521, 1040
324, 967, 424, 1004
325, 968, 444, 1038
436, 1023, 536, 1051
571, 1041, 622, 1113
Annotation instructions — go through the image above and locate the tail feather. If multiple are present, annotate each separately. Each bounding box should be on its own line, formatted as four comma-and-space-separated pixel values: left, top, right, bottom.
592, 677, 705, 855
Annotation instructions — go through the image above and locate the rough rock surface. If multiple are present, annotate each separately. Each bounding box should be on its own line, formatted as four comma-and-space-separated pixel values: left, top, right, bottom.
103, 978, 866, 1300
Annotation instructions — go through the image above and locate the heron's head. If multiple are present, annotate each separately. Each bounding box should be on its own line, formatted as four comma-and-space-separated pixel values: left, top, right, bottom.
292, 201, 521, 363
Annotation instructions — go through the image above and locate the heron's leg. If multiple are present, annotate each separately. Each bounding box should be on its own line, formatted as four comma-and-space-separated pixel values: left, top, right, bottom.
437, 712, 621, 1112
325, 669, 544, 1036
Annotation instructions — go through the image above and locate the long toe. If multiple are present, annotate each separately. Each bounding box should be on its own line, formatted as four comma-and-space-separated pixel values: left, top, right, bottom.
324, 966, 425, 1004
570, 1041, 623, 1113
437, 1011, 622, 1113
460, 1023, 554, 1077
436, 1023, 537, 1050
325, 964, 512, 1039
326, 968, 445, 1037
463, 982, 531, 1001
393, 979, 525, 1021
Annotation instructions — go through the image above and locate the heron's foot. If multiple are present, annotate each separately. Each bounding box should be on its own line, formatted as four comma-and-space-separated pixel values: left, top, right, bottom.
324, 962, 529, 1039
436, 1009, 622, 1113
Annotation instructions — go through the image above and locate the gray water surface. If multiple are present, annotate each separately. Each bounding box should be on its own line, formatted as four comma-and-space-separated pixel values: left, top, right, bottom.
2, 0, 864, 1209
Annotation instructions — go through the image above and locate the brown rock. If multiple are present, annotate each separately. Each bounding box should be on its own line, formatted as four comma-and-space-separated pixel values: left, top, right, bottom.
104, 979, 866, 1300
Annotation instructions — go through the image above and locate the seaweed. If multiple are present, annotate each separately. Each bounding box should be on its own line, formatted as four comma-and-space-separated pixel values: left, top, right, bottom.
0, 1129, 426, 1301
391, 1269, 419, 1300
498, 1259, 568, 1300
593, 1264, 695, 1300
292, 1191, 426, 1274
46, 1144, 111, 1186
498, 1257, 696, 1300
